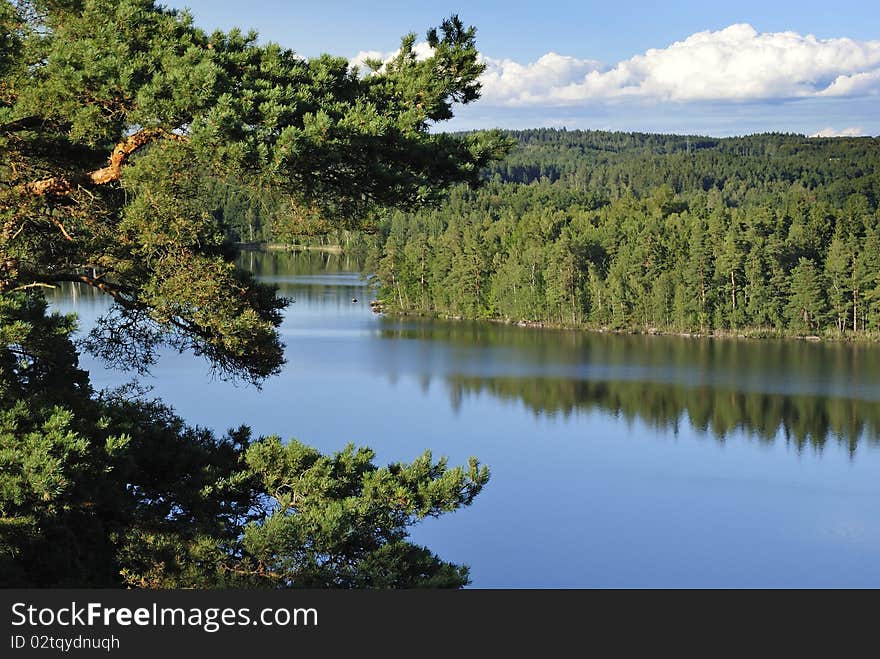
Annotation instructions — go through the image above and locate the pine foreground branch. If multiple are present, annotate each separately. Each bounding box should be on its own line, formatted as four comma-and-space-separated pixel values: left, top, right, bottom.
20, 128, 187, 196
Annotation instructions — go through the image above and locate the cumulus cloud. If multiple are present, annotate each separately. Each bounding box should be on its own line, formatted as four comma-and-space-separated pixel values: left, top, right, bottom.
349, 42, 434, 73
477, 24, 880, 105
819, 70, 880, 97
348, 50, 386, 71
810, 126, 864, 137
478, 53, 602, 105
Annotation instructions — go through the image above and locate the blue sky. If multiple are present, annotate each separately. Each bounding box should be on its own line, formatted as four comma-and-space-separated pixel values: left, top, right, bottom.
172, 1, 880, 136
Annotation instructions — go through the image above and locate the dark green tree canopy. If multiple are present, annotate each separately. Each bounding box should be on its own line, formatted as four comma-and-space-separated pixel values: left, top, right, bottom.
364, 128, 880, 338
0, 0, 511, 381
1, 2, 500, 588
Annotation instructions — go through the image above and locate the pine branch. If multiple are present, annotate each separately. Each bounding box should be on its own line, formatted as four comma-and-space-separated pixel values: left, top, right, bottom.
20, 128, 188, 197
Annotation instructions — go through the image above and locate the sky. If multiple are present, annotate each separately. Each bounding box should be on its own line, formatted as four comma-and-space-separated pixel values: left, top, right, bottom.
171, 1, 880, 137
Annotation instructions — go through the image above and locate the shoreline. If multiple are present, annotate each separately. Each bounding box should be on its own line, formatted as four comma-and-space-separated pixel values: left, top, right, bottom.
236, 242, 344, 254
372, 304, 880, 345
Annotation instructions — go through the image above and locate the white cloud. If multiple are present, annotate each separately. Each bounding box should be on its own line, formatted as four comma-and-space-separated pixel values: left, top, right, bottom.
348, 50, 386, 71
810, 126, 864, 137
349, 42, 434, 73
819, 70, 880, 96
476, 24, 880, 105
478, 53, 602, 105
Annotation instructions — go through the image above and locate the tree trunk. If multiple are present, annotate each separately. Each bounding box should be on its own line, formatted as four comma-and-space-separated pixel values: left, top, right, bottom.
853, 287, 858, 332
730, 270, 736, 310
22, 129, 185, 196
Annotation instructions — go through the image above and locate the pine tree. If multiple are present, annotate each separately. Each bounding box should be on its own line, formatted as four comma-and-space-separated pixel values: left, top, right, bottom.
683, 219, 713, 331
825, 234, 851, 333
787, 258, 827, 332
1, 1, 503, 587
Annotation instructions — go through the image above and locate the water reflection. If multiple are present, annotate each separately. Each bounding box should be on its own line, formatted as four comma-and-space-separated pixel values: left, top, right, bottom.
444, 376, 878, 452
51, 249, 880, 453
46, 249, 880, 587
247, 249, 369, 309
375, 312, 880, 453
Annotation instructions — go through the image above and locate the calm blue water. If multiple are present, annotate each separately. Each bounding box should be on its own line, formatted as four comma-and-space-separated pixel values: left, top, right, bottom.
49, 251, 880, 587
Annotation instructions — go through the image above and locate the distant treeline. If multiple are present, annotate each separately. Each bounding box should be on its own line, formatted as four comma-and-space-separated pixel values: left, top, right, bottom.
204, 179, 361, 248
361, 129, 880, 337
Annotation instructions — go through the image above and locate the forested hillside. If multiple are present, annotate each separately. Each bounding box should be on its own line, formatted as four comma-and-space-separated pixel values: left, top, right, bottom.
364, 129, 880, 337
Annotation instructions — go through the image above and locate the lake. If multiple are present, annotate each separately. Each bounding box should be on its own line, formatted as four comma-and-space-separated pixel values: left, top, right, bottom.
49, 250, 880, 587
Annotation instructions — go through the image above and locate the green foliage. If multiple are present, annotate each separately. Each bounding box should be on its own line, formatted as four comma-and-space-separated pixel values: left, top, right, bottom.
1, 0, 510, 381
0, 298, 489, 587
365, 129, 880, 338
786, 258, 826, 331
1, 2, 500, 587
237, 438, 487, 588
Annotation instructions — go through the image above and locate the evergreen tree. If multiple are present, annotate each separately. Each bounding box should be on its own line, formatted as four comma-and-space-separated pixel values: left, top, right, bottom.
858, 227, 880, 331
787, 258, 827, 331
368, 129, 879, 339
825, 234, 851, 333
1, 1, 504, 587
683, 219, 713, 331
